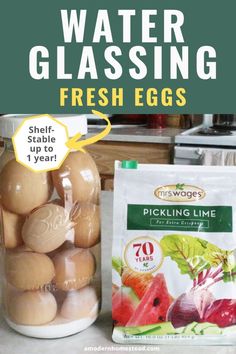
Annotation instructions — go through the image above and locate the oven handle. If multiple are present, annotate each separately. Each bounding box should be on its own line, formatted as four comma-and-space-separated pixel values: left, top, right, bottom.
196, 148, 203, 156
175, 146, 236, 159
175, 146, 205, 160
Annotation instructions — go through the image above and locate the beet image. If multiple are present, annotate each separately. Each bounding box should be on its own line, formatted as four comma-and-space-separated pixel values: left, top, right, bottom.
203, 299, 236, 328
167, 288, 214, 328
167, 293, 200, 328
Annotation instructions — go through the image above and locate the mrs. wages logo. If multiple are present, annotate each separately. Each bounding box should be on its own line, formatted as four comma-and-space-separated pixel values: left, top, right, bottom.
154, 183, 206, 202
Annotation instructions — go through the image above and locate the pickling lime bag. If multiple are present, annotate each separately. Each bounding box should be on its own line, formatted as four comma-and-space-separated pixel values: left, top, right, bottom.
112, 162, 236, 345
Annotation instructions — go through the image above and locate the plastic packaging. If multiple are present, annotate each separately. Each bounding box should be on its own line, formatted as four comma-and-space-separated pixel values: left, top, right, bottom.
0, 115, 101, 338
112, 162, 236, 345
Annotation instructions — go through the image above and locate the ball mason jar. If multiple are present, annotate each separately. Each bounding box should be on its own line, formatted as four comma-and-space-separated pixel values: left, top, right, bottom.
0, 115, 101, 338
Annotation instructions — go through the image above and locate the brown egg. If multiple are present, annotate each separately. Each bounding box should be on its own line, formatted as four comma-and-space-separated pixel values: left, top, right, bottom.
1, 208, 25, 248
8, 290, 57, 325
52, 151, 100, 205
0, 159, 53, 215
22, 204, 71, 253
6, 251, 55, 290
61, 286, 99, 320
72, 203, 100, 248
53, 248, 96, 291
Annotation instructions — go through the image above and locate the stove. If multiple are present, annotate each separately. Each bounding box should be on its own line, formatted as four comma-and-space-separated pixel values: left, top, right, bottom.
174, 116, 236, 165
175, 124, 236, 147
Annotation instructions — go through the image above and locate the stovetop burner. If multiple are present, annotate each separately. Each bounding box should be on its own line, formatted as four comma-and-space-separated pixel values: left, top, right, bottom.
198, 128, 233, 136
212, 124, 236, 131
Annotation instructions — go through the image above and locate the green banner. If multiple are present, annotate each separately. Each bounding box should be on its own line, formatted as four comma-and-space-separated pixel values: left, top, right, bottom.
0, 0, 236, 112
127, 205, 233, 232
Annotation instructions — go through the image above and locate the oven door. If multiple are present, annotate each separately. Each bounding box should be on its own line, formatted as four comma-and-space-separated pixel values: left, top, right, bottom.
174, 146, 203, 165
174, 145, 236, 165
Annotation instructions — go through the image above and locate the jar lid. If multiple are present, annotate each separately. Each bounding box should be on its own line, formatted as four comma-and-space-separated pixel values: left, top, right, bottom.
0, 114, 88, 138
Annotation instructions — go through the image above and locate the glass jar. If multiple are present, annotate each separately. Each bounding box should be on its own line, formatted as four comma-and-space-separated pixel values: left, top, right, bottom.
0, 115, 101, 338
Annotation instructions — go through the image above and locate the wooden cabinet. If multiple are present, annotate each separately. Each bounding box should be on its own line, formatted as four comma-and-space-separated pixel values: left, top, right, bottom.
87, 141, 172, 191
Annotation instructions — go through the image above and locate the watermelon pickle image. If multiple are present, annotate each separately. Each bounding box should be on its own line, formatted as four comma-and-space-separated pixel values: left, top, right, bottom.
126, 273, 172, 327
112, 287, 139, 326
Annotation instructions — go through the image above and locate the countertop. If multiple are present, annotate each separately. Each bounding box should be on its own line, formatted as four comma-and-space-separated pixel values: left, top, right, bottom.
0, 192, 235, 354
86, 126, 184, 144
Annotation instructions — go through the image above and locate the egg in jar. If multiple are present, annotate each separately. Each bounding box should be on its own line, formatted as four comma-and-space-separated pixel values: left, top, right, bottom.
53, 248, 96, 291
5, 251, 55, 290
71, 203, 100, 248
0, 159, 53, 215
8, 290, 57, 325
52, 151, 100, 205
22, 204, 71, 253
61, 286, 99, 320
1, 208, 25, 248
